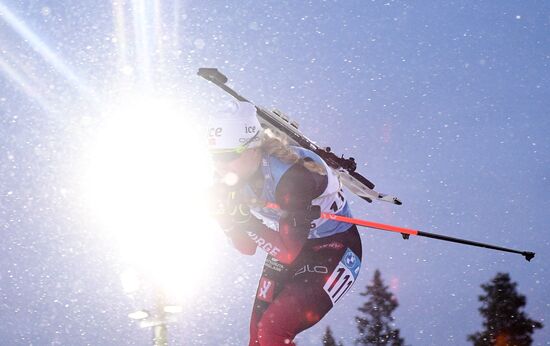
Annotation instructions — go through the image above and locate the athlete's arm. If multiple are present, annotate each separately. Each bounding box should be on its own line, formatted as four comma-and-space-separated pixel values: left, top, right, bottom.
223, 227, 258, 255
230, 161, 328, 264
273, 160, 327, 263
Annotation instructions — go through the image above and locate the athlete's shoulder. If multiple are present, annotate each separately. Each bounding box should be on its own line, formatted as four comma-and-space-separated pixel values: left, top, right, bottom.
276, 163, 328, 209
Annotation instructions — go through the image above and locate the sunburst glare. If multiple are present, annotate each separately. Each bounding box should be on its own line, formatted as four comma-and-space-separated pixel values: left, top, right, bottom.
82, 95, 220, 300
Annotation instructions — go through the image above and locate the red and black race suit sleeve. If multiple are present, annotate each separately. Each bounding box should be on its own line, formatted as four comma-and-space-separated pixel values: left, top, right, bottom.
223, 226, 258, 256
230, 160, 328, 264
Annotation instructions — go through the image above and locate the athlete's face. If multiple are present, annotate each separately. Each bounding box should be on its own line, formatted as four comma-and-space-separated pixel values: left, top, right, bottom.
213, 148, 262, 187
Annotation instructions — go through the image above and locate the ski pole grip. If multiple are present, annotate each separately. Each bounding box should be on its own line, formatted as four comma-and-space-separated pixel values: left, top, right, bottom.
308, 205, 321, 220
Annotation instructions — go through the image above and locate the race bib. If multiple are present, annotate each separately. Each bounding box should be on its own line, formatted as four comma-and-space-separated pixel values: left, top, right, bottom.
323, 248, 361, 304
309, 189, 346, 230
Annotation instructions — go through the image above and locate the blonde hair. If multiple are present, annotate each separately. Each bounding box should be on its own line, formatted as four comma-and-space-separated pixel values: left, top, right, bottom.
260, 129, 327, 175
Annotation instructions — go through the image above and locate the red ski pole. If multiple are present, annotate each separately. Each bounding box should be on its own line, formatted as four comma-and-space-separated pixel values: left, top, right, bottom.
263, 202, 535, 262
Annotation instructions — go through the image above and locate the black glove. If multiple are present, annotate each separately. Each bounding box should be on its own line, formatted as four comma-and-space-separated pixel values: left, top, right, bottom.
283, 205, 321, 227
209, 185, 251, 229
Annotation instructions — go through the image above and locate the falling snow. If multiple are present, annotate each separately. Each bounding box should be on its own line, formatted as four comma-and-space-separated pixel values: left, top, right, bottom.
0, 1, 549, 346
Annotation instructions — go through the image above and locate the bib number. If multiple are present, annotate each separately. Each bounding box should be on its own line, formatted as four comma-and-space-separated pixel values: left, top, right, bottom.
323, 248, 361, 304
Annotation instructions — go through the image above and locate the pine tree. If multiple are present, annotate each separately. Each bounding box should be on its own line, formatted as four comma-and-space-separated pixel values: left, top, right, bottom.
322, 326, 343, 346
355, 269, 405, 346
468, 272, 543, 346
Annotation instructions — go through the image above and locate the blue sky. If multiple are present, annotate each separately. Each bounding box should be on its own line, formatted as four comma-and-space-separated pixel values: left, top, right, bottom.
1, 1, 549, 345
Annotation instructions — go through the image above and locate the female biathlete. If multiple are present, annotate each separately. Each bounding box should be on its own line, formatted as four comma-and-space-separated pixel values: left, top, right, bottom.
208, 100, 362, 346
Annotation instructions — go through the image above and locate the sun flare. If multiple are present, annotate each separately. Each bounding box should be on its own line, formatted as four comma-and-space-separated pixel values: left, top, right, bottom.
83, 96, 220, 299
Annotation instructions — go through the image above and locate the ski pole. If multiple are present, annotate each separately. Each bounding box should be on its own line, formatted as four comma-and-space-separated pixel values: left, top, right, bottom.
321, 213, 535, 262
263, 202, 535, 262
